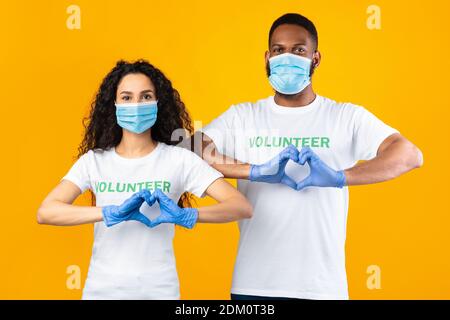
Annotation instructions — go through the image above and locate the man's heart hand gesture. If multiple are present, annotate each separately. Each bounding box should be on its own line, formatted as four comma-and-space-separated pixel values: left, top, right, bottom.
249, 145, 346, 191
295, 147, 346, 191
249, 144, 300, 189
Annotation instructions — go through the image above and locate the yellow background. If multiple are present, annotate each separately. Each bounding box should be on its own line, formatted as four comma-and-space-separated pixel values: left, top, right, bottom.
0, 0, 448, 299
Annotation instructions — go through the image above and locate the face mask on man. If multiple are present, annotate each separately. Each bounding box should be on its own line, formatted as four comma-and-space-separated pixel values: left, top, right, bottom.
115, 101, 158, 134
268, 53, 312, 95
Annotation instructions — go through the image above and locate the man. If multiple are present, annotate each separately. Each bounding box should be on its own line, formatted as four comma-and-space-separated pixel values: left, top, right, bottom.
196, 13, 423, 300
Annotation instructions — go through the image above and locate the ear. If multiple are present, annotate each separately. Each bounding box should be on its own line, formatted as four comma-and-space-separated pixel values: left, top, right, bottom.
312, 50, 322, 69
265, 50, 270, 64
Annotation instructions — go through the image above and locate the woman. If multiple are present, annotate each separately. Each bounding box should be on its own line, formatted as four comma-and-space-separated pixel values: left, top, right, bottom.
37, 59, 253, 300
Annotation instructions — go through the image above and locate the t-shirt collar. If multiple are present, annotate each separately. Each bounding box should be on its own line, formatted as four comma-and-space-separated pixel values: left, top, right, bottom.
268, 94, 321, 114
112, 142, 163, 164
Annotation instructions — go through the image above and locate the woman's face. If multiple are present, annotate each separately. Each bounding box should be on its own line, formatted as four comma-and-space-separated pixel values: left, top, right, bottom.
116, 73, 156, 104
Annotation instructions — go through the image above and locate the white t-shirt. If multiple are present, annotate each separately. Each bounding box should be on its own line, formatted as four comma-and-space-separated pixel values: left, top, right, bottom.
62, 142, 223, 300
201, 94, 398, 300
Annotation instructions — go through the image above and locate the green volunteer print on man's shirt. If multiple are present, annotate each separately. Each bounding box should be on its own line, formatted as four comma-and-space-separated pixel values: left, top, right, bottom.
249, 136, 330, 148
94, 180, 171, 193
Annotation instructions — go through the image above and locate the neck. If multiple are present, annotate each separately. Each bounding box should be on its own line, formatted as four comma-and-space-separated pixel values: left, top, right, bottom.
274, 85, 316, 107
115, 129, 157, 158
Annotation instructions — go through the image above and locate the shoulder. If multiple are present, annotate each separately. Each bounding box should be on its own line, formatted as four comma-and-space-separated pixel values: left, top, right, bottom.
78, 148, 113, 163
318, 95, 367, 117
159, 143, 202, 162
231, 96, 273, 115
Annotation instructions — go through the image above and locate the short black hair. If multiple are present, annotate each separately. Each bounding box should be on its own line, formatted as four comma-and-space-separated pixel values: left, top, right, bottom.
269, 13, 318, 50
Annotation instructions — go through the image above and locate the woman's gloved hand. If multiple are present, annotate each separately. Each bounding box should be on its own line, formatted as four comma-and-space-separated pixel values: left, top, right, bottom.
249, 144, 299, 189
101, 190, 153, 227
142, 189, 198, 229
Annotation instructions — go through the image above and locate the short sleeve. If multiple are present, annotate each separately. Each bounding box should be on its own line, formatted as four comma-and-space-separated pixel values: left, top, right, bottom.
352, 106, 399, 161
200, 105, 237, 158
61, 152, 91, 193
180, 149, 224, 198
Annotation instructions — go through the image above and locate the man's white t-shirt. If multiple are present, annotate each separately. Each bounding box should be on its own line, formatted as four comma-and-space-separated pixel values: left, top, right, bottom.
201, 94, 398, 300
62, 142, 223, 300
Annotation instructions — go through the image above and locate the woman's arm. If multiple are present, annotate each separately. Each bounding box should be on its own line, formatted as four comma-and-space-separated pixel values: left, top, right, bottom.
37, 180, 103, 226
196, 178, 253, 223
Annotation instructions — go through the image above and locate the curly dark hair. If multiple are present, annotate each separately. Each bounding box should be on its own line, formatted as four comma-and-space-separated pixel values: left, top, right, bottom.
78, 59, 194, 208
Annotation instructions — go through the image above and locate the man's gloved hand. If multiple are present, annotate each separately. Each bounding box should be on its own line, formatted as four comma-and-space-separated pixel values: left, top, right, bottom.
143, 189, 198, 229
102, 190, 153, 227
296, 147, 346, 191
249, 144, 300, 189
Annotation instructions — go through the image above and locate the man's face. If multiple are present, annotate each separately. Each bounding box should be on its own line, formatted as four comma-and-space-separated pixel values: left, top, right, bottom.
265, 24, 321, 77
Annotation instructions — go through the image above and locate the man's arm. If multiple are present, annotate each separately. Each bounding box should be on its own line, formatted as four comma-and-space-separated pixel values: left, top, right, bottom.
190, 132, 251, 179
188, 131, 423, 188
190, 132, 299, 189
344, 133, 423, 185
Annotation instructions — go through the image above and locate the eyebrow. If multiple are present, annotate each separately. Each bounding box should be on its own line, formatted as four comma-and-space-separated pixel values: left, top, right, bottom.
119, 89, 154, 94
271, 42, 307, 47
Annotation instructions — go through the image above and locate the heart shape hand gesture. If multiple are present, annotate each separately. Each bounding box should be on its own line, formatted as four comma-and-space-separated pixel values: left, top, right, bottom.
140, 189, 198, 229
102, 189, 198, 229
249, 145, 346, 191
101, 190, 153, 227
249, 144, 300, 189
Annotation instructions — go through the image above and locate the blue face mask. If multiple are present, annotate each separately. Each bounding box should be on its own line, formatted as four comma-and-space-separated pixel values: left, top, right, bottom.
268, 53, 312, 95
115, 101, 158, 134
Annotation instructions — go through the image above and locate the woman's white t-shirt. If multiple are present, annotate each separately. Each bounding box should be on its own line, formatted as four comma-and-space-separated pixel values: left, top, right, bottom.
62, 142, 223, 299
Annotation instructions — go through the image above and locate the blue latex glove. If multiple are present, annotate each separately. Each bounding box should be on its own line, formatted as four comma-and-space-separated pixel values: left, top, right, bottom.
296, 147, 346, 191
142, 189, 198, 229
102, 190, 153, 227
249, 144, 300, 189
